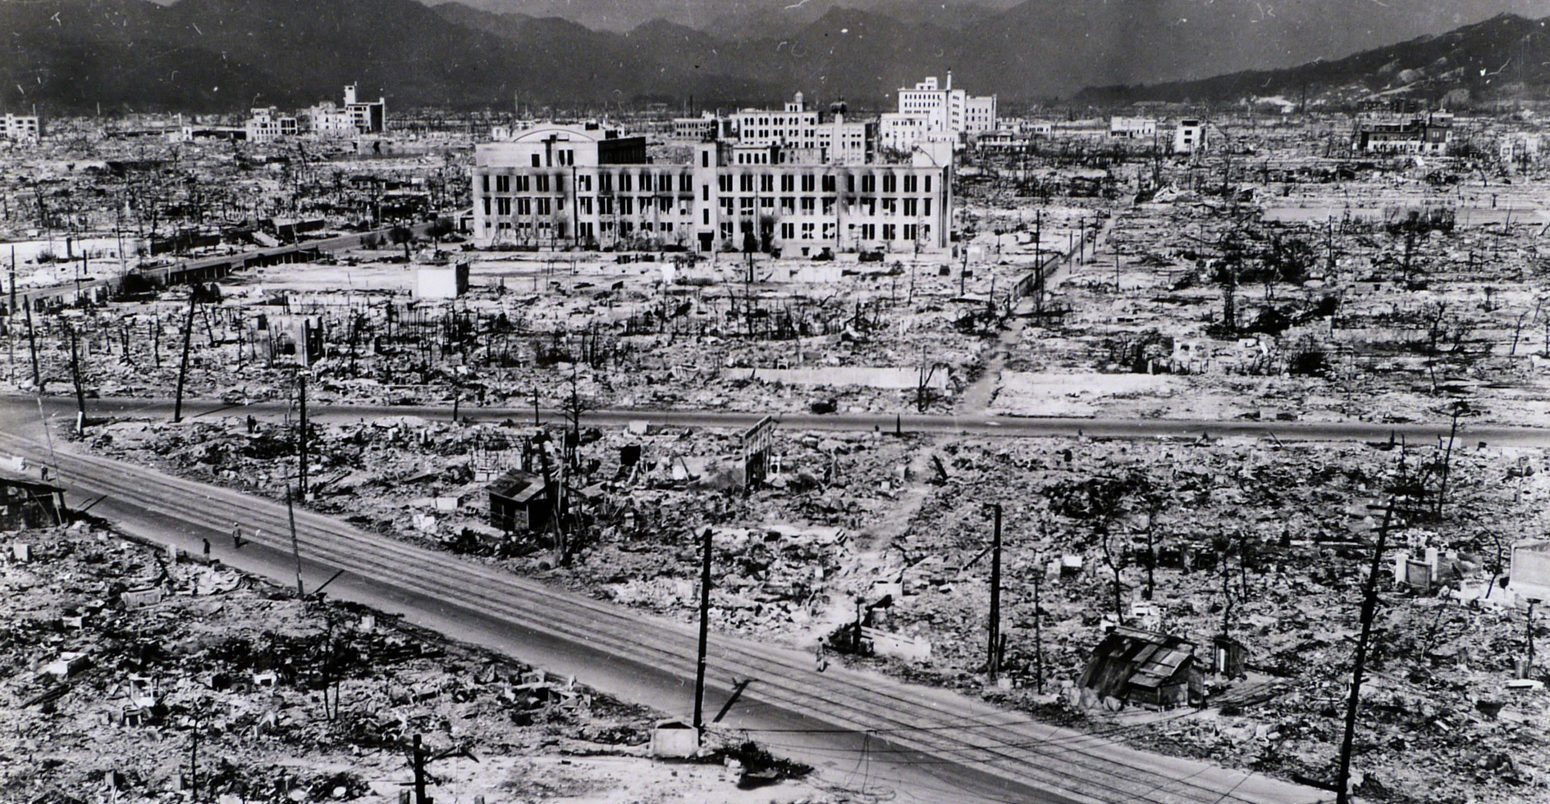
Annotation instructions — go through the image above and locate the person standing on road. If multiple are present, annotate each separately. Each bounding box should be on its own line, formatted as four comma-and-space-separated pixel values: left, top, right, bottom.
815, 641, 829, 673
232, 523, 244, 549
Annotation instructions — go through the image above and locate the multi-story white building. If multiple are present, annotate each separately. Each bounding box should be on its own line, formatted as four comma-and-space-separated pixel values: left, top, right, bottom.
246, 107, 298, 143
343, 84, 387, 134
730, 94, 873, 165
733, 93, 820, 149
296, 85, 387, 136
471, 123, 950, 257
881, 73, 997, 153
1, 114, 40, 143
672, 113, 734, 141
1173, 119, 1207, 154
1110, 116, 1158, 139
306, 102, 357, 137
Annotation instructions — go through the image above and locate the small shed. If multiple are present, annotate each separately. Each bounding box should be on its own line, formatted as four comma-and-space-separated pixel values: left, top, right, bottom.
1079, 626, 1203, 709
0, 468, 66, 530
1212, 634, 1249, 679
487, 471, 552, 534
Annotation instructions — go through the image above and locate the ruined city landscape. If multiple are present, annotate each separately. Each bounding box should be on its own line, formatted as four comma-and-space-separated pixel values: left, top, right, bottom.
9, 1, 1550, 802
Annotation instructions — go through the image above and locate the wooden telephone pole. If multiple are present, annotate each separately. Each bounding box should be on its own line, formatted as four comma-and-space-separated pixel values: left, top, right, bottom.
173, 287, 199, 422
693, 526, 713, 731
410, 734, 430, 804
297, 372, 309, 498
987, 503, 1003, 681
1334, 502, 1395, 804
67, 325, 86, 431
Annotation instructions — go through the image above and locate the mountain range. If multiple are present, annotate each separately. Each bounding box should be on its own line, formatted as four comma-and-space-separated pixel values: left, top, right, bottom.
5, 0, 1550, 113
1079, 13, 1550, 106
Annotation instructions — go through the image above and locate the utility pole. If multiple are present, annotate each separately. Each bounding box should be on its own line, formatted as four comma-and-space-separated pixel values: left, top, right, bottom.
189, 724, 200, 803
1335, 502, 1395, 804
24, 297, 39, 389
286, 485, 304, 597
1435, 405, 1460, 519
693, 526, 713, 732
1526, 599, 1539, 679
988, 503, 1003, 681
7, 247, 15, 385
411, 733, 429, 804
67, 325, 86, 432
173, 287, 198, 422
297, 372, 309, 499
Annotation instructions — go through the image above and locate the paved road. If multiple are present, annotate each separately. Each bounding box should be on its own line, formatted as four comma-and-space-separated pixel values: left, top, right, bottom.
0, 414, 1327, 803
15, 394, 1550, 447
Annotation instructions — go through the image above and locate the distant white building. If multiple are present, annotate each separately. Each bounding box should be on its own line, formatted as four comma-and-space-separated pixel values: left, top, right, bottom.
1173, 119, 1207, 154
730, 94, 873, 165
880, 73, 997, 153
1110, 116, 1157, 139
246, 107, 298, 143
1352, 110, 1451, 155
299, 84, 387, 137
671, 113, 733, 141
1, 114, 40, 143
306, 102, 358, 137
342, 83, 387, 134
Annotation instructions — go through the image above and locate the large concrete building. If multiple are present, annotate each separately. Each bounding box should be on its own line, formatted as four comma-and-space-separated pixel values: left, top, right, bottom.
342, 83, 387, 134
1353, 110, 1452, 155
1, 114, 41, 143
472, 123, 950, 256
245, 107, 298, 143
726, 94, 874, 165
880, 73, 997, 153
1110, 116, 1157, 139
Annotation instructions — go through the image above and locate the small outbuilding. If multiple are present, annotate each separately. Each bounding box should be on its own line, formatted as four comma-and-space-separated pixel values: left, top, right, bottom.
0, 468, 66, 530
1079, 626, 1203, 709
487, 471, 552, 535
1211, 634, 1249, 679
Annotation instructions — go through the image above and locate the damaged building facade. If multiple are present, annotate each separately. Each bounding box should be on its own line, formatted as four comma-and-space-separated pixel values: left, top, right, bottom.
471, 123, 952, 255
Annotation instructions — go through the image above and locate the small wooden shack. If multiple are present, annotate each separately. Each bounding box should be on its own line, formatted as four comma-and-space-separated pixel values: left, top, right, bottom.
1079, 626, 1203, 709
487, 471, 552, 534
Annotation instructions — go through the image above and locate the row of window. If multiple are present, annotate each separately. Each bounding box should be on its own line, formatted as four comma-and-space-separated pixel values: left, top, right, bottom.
483, 194, 931, 221
718, 221, 930, 242
716, 196, 933, 217
484, 171, 697, 194
714, 172, 933, 194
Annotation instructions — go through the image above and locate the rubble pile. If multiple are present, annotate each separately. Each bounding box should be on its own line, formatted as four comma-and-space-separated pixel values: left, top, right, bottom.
853, 436, 1550, 804
82, 417, 925, 643
992, 149, 1550, 427
0, 522, 829, 802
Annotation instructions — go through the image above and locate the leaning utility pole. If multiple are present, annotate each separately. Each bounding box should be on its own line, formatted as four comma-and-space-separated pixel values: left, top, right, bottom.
693, 526, 713, 731
1334, 502, 1395, 804
173, 287, 199, 422
987, 503, 1003, 681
